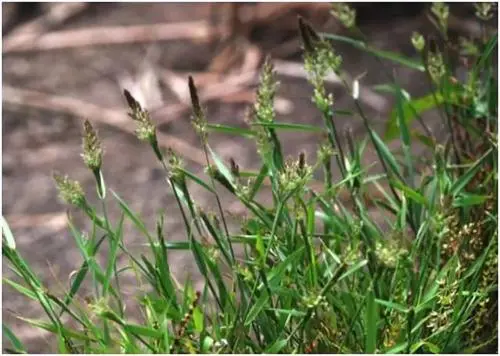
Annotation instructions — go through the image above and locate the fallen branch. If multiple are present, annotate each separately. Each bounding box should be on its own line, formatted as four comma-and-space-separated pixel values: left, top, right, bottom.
3, 20, 224, 53
4, 3, 87, 41
3, 85, 206, 165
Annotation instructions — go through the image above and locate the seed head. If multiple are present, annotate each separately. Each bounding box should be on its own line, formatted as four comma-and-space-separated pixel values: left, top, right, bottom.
278, 155, 312, 195
230, 157, 240, 178
81, 120, 103, 171
298, 151, 306, 172
318, 137, 334, 164
298, 16, 320, 55
123, 89, 156, 143
331, 3, 356, 29
253, 56, 279, 124
166, 147, 185, 182
474, 2, 495, 21
53, 172, 85, 207
411, 32, 425, 52
188, 76, 203, 119
431, 3, 449, 32
427, 51, 446, 83
188, 76, 208, 141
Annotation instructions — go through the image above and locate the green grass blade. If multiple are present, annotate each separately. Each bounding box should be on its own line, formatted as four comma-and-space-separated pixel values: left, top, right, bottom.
124, 323, 163, 338
207, 145, 236, 186
391, 179, 428, 207
2, 217, 16, 250
476, 32, 497, 70
139, 240, 190, 250
385, 93, 446, 141
16, 317, 94, 342
3, 324, 27, 353
207, 123, 255, 138
321, 33, 425, 71
452, 193, 490, 208
365, 287, 378, 353
180, 169, 216, 193
248, 164, 269, 200
103, 214, 125, 296
111, 190, 153, 242
450, 149, 492, 196
264, 339, 288, 353
244, 292, 269, 327
410, 340, 440, 354
3, 278, 37, 301
371, 130, 403, 180
251, 122, 325, 133
338, 259, 368, 282
60, 262, 89, 316
375, 299, 409, 313
267, 309, 307, 317
394, 81, 414, 185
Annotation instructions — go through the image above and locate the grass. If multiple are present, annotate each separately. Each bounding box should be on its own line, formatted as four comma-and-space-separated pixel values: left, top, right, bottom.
3, 3, 498, 354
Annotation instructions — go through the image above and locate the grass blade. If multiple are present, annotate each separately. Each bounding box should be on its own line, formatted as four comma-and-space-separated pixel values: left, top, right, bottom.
365, 287, 378, 353
321, 32, 425, 71
3, 324, 27, 353
2, 217, 16, 250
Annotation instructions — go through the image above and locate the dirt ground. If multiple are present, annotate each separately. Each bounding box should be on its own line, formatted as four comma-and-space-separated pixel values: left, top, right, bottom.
2, 3, 487, 353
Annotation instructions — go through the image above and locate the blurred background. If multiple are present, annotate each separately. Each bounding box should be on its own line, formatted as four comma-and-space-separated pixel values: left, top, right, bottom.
2, 2, 494, 352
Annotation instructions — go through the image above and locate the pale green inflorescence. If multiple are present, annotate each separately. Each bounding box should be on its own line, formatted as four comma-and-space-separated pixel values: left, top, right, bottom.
188, 76, 208, 142
428, 51, 446, 83
81, 120, 103, 171
278, 153, 313, 196
299, 17, 342, 113
248, 57, 279, 159
124, 89, 157, 143
331, 3, 356, 29
431, 2, 450, 32
53, 173, 85, 207
411, 31, 425, 52
474, 2, 495, 21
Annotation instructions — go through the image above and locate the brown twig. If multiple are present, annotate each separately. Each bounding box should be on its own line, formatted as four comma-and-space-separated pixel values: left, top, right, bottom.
3, 85, 206, 165
3, 20, 224, 53
4, 3, 87, 40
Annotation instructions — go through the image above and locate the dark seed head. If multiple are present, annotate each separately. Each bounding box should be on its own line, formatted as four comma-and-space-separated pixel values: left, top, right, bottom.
298, 16, 320, 54
230, 157, 240, 177
188, 75, 202, 118
299, 151, 306, 171
123, 89, 141, 111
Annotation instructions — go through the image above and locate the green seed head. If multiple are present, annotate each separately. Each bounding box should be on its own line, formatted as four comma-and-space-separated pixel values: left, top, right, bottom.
474, 2, 495, 21
188, 76, 208, 141
431, 3, 449, 31
411, 32, 425, 52
428, 51, 446, 83
123, 89, 157, 143
331, 3, 356, 29
81, 120, 103, 171
230, 157, 240, 178
53, 172, 85, 207
166, 148, 185, 181
278, 155, 313, 195
253, 56, 279, 124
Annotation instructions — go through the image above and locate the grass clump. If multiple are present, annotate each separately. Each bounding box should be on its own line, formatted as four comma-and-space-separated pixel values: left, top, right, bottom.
3, 3, 497, 354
